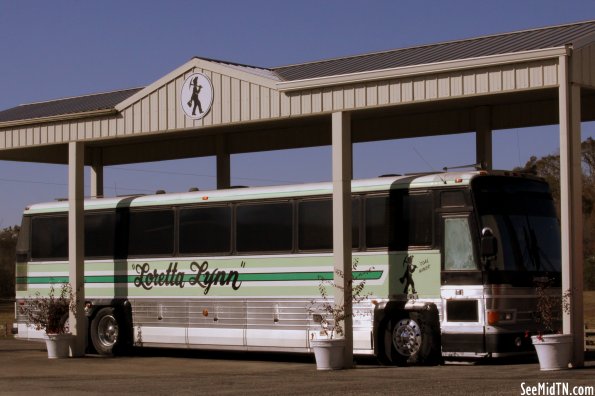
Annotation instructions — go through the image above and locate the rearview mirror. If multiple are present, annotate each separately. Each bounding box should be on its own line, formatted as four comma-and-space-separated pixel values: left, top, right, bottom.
480, 227, 497, 258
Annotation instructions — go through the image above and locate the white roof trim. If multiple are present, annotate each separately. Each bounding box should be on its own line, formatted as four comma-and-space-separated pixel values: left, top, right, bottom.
115, 58, 199, 112
0, 108, 116, 129
276, 47, 569, 92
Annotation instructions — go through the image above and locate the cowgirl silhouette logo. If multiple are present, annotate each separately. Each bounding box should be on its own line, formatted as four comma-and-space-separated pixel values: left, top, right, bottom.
187, 76, 203, 116
399, 255, 417, 294
180, 73, 213, 120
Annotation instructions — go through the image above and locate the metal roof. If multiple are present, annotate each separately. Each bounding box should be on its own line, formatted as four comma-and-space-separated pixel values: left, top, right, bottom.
194, 56, 282, 81
271, 20, 595, 81
1, 20, 594, 124
0, 87, 142, 123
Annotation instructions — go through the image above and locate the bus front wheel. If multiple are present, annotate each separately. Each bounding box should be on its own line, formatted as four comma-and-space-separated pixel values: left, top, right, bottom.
384, 311, 440, 366
90, 307, 120, 356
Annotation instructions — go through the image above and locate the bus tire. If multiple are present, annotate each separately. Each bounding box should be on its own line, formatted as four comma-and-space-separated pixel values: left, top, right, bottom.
389, 311, 440, 366
376, 316, 394, 365
90, 307, 121, 356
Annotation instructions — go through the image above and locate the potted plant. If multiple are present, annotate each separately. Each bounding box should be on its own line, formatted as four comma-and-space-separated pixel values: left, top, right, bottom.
307, 260, 371, 370
19, 283, 75, 358
530, 277, 572, 371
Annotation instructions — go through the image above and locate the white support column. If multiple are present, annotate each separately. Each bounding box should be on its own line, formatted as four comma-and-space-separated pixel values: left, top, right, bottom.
68, 141, 86, 357
90, 148, 103, 198
475, 106, 492, 170
216, 135, 231, 189
558, 55, 584, 368
332, 111, 353, 368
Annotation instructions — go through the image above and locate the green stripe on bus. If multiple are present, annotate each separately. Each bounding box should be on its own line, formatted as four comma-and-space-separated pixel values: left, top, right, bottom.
17, 270, 383, 285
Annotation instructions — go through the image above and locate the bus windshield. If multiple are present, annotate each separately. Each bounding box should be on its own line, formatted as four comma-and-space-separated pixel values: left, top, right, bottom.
472, 176, 561, 273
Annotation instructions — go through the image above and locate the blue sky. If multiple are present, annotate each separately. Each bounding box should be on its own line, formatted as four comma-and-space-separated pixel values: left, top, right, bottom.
0, 0, 594, 227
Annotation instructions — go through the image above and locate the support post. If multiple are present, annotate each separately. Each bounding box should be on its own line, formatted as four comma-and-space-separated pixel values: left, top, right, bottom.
90, 148, 103, 198
68, 142, 86, 357
558, 54, 584, 368
216, 135, 231, 189
475, 106, 492, 170
332, 111, 353, 368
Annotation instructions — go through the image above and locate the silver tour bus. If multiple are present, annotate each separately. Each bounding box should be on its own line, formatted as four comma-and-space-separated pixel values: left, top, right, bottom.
14, 170, 560, 364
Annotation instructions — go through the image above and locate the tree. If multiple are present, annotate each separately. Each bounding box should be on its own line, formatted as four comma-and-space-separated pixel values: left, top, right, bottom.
0, 225, 19, 299
515, 137, 595, 289
581, 138, 595, 290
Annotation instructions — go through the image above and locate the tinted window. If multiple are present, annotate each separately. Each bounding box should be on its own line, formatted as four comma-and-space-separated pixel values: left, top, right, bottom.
128, 209, 174, 256
365, 196, 390, 248
298, 199, 360, 251
236, 202, 292, 253
473, 176, 561, 272
441, 190, 466, 207
179, 206, 231, 254
299, 200, 332, 250
85, 212, 115, 258
31, 215, 68, 260
472, 177, 556, 217
351, 198, 360, 249
406, 193, 433, 246
365, 192, 433, 249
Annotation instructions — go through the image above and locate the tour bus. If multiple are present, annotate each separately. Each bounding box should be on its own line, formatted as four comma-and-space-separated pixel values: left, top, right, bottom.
14, 170, 561, 365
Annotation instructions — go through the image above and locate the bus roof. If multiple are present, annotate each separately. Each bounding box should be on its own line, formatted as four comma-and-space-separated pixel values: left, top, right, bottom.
22, 170, 542, 215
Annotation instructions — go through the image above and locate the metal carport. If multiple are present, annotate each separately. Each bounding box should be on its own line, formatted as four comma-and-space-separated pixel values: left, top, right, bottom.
1, 20, 594, 367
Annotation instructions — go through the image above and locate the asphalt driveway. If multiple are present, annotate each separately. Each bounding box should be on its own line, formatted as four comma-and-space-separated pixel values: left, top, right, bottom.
0, 338, 593, 395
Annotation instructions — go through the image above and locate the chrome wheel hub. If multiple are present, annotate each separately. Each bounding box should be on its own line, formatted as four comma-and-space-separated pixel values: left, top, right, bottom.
392, 318, 422, 356
97, 315, 118, 347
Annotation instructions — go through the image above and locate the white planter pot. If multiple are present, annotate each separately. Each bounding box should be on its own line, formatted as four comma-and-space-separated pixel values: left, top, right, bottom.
310, 338, 345, 370
45, 333, 73, 359
531, 334, 572, 371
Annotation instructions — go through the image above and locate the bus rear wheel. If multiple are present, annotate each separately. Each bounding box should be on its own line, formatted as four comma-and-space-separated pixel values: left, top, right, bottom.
90, 307, 120, 356
382, 311, 440, 366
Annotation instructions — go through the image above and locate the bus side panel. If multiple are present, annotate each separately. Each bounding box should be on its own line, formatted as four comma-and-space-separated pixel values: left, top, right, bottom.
386, 251, 441, 299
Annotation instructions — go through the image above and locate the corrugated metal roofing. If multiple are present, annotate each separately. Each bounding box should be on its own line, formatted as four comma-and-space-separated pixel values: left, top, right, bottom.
195, 57, 282, 81
0, 88, 142, 123
2, 20, 594, 124
271, 20, 595, 81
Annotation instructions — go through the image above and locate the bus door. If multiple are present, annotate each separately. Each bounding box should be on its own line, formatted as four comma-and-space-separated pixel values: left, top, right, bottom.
439, 214, 486, 355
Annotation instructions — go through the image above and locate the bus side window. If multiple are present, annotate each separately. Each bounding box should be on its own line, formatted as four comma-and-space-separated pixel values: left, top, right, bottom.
127, 209, 175, 256
31, 215, 68, 260
179, 206, 231, 255
298, 198, 360, 251
365, 192, 432, 250
85, 212, 116, 258
443, 217, 476, 270
236, 202, 293, 253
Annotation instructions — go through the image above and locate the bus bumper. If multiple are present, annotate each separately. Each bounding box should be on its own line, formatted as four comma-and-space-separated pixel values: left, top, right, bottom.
486, 332, 534, 354
442, 331, 534, 355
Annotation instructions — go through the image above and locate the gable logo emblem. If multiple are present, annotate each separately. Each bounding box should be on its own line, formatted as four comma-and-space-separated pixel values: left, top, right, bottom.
180, 73, 214, 120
